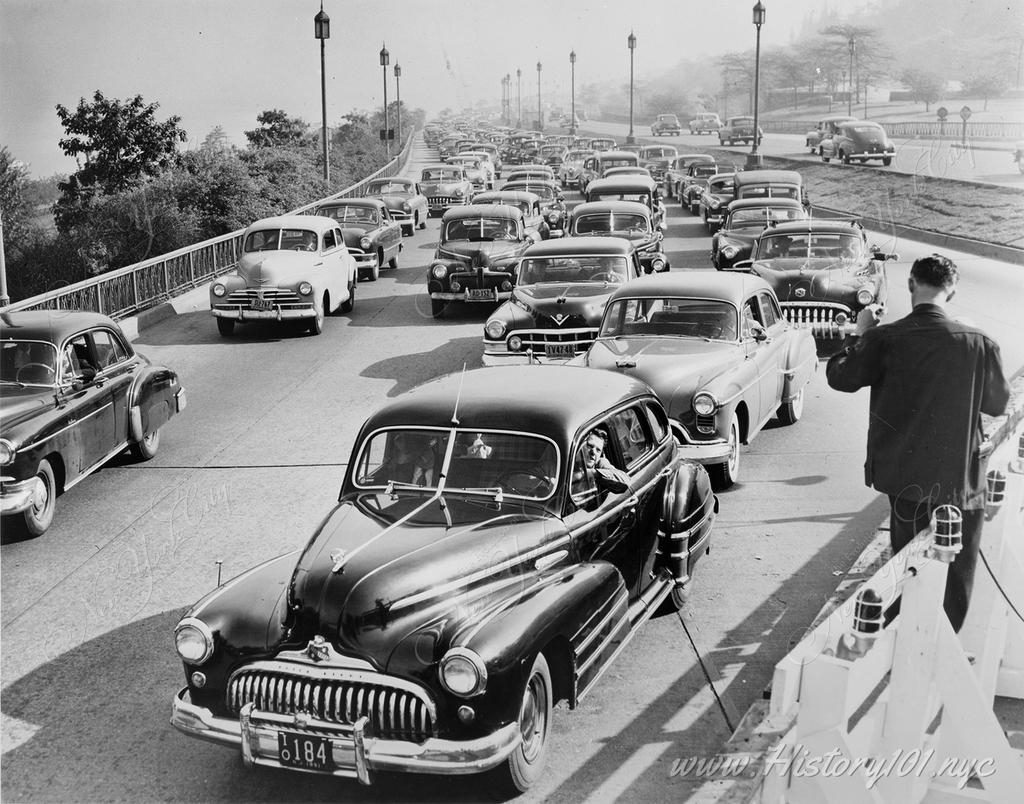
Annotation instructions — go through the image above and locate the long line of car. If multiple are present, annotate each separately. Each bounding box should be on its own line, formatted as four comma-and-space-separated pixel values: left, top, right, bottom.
0, 112, 898, 796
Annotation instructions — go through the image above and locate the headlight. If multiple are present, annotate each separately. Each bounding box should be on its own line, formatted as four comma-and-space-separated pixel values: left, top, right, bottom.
508, 335, 524, 352
360, 237, 372, 251
485, 320, 507, 339
211, 283, 227, 298
439, 648, 488, 696
651, 258, 666, 271
402, 202, 411, 211
856, 287, 875, 306
0, 439, 16, 466
175, 618, 214, 665
453, 188, 465, 196
298, 282, 313, 296
547, 212, 559, 222
431, 263, 448, 279
722, 245, 738, 259
693, 392, 718, 416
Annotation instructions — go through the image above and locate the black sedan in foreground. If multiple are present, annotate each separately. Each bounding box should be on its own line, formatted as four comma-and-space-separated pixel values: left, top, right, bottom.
171, 366, 716, 793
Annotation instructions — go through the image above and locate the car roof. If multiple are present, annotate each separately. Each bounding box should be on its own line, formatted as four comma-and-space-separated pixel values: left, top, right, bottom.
596, 150, 640, 161
0, 310, 123, 344
523, 236, 635, 257
587, 175, 657, 192
247, 214, 336, 232
472, 190, 540, 203
571, 200, 652, 217
503, 180, 559, 191
733, 169, 802, 186
367, 176, 412, 185
440, 204, 523, 221
316, 198, 384, 210
819, 115, 858, 123
607, 271, 772, 305
421, 163, 463, 171
759, 219, 865, 236
363, 365, 655, 442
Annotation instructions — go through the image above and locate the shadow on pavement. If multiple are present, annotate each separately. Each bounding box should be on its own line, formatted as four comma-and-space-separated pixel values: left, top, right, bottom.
360, 336, 482, 397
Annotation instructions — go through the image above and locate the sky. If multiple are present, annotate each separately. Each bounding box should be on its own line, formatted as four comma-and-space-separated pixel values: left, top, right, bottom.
2, 0, 870, 178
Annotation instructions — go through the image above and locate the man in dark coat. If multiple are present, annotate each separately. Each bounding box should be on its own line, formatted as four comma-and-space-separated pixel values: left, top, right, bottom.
826, 253, 1010, 631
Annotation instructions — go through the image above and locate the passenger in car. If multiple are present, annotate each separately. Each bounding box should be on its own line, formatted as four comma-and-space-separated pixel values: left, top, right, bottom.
380, 432, 436, 486
573, 429, 630, 496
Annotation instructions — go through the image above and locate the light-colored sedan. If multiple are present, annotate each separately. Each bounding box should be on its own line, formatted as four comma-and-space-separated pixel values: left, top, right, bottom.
210, 215, 357, 336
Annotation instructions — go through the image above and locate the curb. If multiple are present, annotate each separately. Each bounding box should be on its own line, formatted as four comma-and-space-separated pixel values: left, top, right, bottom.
119, 283, 212, 342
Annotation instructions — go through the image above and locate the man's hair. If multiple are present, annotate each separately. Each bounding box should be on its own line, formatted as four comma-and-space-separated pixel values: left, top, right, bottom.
911, 254, 958, 289
587, 429, 609, 446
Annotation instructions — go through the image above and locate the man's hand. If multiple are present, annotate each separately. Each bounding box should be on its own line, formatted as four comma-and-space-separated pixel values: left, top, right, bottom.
855, 304, 884, 336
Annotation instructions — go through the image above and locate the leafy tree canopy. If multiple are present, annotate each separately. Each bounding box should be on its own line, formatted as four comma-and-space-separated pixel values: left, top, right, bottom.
244, 109, 311, 148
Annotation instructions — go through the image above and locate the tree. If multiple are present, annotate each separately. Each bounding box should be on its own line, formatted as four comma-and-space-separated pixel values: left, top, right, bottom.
53, 91, 187, 232
201, 126, 233, 152
0, 147, 33, 254
244, 109, 310, 148
900, 68, 944, 111
963, 71, 1011, 111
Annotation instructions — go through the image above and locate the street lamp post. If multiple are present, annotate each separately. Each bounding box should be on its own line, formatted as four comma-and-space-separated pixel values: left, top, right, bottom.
536, 61, 542, 132
569, 50, 577, 135
848, 37, 855, 116
394, 63, 402, 144
747, 2, 765, 168
314, 3, 330, 182
517, 68, 522, 128
626, 32, 636, 144
380, 44, 390, 157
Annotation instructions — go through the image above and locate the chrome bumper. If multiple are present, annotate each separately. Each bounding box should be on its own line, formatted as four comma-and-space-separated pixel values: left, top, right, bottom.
212, 307, 313, 321
430, 291, 512, 302
171, 688, 521, 783
0, 476, 45, 516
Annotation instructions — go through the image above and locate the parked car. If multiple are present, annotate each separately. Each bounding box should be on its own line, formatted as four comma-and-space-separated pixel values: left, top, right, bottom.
689, 113, 723, 135
805, 115, 857, 152
1, 311, 186, 537
470, 189, 548, 239
210, 215, 358, 336
710, 198, 808, 270
170, 365, 716, 793
580, 272, 817, 488
663, 154, 716, 199
697, 172, 740, 232
718, 116, 763, 146
428, 204, 536, 317
312, 198, 403, 282
678, 162, 721, 212
419, 164, 473, 216
483, 237, 643, 364
651, 113, 683, 136
558, 148, 596, 189
732, 169, 808, 210
568, 200, 668, 273
501, 179, 567, 237
819, 121, 896, 166
584, 175, 666, 230
731, 220, 896, 342
362, 177, 428, 236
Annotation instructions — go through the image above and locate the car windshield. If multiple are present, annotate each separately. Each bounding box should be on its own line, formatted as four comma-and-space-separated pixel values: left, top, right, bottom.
643, 147, 676, 158
319, 205, 380, 225
353, 428, 560, 500
658, 116, 679, 123
510, 184, 555, 201
367, 180, 411, 194
591, 139, 615, 148
708, 178, 736, 193
518, 255, 630, 285
573, 213, 650, 235
602, 159, 636, 169
738, 185, 800, 200
244, 228, 319, 252
756, 232, 862, 261
731, 117, 755, 125
540, 146, 564, 156
443, 217, 520, 241
0, 340, 59, 387
422, 169, 462, 182
693, 166, 719, 178
728, 207, 805, 227
600, 298, 739, 341
592, 192, 650, 205
567, 150, 592, 160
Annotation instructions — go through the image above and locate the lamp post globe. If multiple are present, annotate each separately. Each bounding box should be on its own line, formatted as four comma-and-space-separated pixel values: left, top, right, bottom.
380, 44, 390, 157
569, 50, 577, 135
314, 4, 330, 182
626, 32, 636, 144
394, 63, 402, 144
746, 2, 766, 169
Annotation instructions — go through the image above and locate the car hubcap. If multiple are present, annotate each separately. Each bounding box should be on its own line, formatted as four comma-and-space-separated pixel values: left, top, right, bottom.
728, 425, 739, 475
29, 476, 48, 517
519, 674, 547, 762
792, 390, 804, 418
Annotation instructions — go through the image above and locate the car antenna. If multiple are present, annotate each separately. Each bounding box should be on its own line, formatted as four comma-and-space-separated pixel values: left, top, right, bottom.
450, 363, 467, 426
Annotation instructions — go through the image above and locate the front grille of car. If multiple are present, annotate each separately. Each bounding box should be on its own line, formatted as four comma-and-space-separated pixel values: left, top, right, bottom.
429, 195, 457, 207
217, 288, 307, 309
227, 666, 436, 742
449, 269, 513, 290
509, 327, 597, 354
781, 302, 853, 336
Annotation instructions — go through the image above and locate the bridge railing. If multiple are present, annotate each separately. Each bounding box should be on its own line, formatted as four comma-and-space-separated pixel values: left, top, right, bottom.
761, 119, 1024, 141
1, 133, 417, 320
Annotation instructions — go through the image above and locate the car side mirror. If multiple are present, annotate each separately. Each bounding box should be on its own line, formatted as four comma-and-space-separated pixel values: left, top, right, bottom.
750, 323, 769, 342
725, 259, 754, 273
658, 221, 667, 231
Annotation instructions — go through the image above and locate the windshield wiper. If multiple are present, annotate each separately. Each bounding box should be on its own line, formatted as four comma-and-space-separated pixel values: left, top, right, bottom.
455, 486, 505, 506
383, 479, 431, 498
0, 379, 26, 387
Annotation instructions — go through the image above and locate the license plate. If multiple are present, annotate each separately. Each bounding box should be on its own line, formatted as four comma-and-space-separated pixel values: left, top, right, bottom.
545, 343, 576, 359
278, 732, 334, 772
466, 288, 496, 301
250, 299, 273, 311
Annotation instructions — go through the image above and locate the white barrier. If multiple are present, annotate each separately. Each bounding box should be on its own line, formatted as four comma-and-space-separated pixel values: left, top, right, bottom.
738, 416, 1024, 803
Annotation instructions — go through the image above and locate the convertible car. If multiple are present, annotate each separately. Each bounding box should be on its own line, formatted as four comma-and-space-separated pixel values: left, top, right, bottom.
171, 366, 716, 793
1, 311, 186, 537
579, 272, 817, 489
482, 236, 643, 365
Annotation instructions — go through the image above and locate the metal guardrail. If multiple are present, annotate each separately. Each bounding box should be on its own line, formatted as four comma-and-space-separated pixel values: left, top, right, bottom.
0, 133, 417, 320
761, 119, 1024, 141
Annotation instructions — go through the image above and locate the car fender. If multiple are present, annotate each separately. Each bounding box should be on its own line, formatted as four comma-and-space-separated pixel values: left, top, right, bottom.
128, 363, 183, 441
448, 561, 627, 722
781, 329, 818, 400
659, 460, 717, 584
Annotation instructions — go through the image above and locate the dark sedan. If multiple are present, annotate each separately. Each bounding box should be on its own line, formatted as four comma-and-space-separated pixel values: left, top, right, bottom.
171, 366, 716, 793
312, 198, 403, 281
1, 311, 186, 537
362, 177, 428, 236
710, 198, 808, 270
569, 200, 668, 273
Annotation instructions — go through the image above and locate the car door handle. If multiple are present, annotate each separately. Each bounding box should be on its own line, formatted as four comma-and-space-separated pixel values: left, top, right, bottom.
314, 262, 323, 266
535, 550, 568, 571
